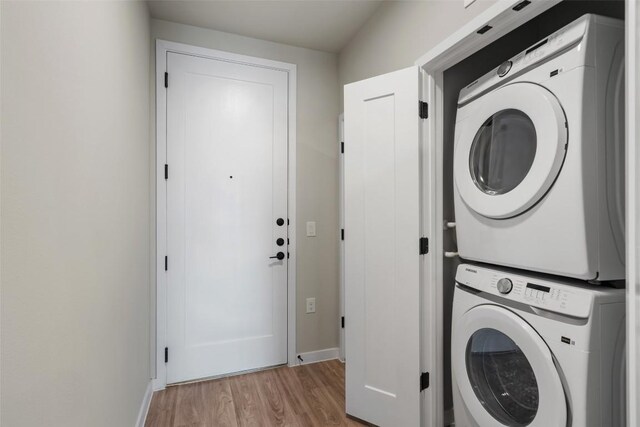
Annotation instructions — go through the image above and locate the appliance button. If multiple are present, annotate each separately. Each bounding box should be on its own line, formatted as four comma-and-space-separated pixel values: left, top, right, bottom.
497, 278, 513, 294
497, 60, 512, 77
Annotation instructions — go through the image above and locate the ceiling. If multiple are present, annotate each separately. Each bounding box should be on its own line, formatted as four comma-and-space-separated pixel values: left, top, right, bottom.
147, 0, 384, 53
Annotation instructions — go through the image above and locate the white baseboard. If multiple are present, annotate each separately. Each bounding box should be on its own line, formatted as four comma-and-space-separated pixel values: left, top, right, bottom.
135, 381, 154, 427
152, 377, 166, 392
294, 347, 340, 366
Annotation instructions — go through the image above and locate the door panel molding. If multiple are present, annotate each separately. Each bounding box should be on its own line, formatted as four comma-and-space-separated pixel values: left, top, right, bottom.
154, 40, 296, 390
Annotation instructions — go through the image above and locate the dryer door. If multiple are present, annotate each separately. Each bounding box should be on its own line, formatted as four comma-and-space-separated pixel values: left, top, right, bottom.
452, 304, 567, 427
454, 83, 567, 219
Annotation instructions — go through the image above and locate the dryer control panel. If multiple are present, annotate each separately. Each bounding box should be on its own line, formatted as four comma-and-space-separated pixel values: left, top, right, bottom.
458, 14, 591, 106
455, 264, 593, 318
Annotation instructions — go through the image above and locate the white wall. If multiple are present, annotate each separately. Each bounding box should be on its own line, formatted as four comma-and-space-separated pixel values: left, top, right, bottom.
150, 19, 341, 357
1, 2, 151, 426
338, 0, 498, 109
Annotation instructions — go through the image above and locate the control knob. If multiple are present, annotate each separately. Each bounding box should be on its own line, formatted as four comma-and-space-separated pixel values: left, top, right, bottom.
497, 278, 513, 294
497, 60, 512, 77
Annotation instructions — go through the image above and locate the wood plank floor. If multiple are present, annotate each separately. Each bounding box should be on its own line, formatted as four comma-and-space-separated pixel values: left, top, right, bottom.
145, 359, 366, 427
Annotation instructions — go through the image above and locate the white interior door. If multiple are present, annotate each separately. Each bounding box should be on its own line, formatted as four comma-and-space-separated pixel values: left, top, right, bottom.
344, 66, 421, 426
165, 52, 288, 384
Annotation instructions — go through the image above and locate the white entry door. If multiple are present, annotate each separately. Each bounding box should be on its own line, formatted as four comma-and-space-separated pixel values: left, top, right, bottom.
344, 66, 421, 426
165, 52, 289, 384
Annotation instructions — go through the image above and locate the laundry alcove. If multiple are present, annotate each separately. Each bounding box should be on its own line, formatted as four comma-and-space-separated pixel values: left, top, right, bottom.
342, 1, 630, 426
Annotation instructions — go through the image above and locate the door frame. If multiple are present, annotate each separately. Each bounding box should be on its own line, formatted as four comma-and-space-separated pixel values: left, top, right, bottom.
413, 1, 564, 424
338, 113, 345, 362
153, 40, 297, 390
625, 0, 639, 424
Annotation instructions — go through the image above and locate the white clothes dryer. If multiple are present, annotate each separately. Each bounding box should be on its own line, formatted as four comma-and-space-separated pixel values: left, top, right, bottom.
451, 263, 626, 427
453, 14, 625, 282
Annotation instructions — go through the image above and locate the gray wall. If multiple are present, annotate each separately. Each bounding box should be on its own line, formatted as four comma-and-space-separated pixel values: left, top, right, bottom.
150, 19, 341, 357
0, 2, 151, 426
338, 0, 498, 109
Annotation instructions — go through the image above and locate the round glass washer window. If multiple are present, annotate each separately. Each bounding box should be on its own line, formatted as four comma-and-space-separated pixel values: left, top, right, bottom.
466, 328, 539, 426
469, 109, 537, 195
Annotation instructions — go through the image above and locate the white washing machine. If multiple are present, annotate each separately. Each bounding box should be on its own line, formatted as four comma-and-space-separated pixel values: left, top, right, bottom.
451, 263, 626, 427
453, 14, 625, 282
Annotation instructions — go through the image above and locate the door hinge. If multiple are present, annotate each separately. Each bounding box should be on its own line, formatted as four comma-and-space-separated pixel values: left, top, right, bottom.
341, 316, 345, 328
419, 101, 428, 119
164, 256, 168, 271
341, 229, 344, 241
420, 372, 429, 391
420, 237, 429, 255
164, 72, 168, 88
164, 347, 169, 363
164, 164, 168, 180
341, 141, 344, 154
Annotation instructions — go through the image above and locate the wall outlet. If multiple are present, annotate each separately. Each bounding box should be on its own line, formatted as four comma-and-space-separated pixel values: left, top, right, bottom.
306, 297, 316, 313
306, 221, 317, 237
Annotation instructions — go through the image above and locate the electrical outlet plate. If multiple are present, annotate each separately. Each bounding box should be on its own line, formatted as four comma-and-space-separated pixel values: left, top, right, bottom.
306, 297, 316, 313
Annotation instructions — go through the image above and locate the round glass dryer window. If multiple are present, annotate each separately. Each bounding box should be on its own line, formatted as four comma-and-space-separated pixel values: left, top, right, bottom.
466, 328, 539, 426
469, 109, 537, 195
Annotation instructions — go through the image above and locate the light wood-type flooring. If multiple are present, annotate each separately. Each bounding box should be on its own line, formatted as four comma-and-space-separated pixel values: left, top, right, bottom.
145, 359, 367, 426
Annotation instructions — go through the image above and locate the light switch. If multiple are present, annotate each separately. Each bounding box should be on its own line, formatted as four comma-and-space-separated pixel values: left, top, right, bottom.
306, 221, 317, 237
306, 298, 316, 313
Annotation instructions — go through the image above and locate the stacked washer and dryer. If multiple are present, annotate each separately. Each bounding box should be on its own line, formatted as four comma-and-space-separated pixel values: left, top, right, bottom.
451, 14, 626, 427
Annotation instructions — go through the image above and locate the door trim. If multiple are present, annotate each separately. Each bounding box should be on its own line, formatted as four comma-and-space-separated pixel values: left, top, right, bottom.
153, 40, 297, 390
338, 113, 345, 362
625, 1, 638, 424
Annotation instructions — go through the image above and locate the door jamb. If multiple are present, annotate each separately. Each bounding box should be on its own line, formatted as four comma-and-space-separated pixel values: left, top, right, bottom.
413, 0, 562, 424
154, 40, 297, 390
338, 113, 345, 362
625, 0, 638, 424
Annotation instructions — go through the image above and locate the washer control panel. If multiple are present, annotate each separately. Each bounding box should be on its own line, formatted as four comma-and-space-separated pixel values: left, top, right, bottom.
456, 264, 593, 318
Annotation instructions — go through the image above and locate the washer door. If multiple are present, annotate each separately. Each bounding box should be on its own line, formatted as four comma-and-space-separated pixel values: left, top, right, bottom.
452, 304, 567, 427
454, 83, 567, 219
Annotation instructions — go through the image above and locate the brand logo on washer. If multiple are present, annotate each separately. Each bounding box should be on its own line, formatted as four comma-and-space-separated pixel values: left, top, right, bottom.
465, 268, 478, 273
